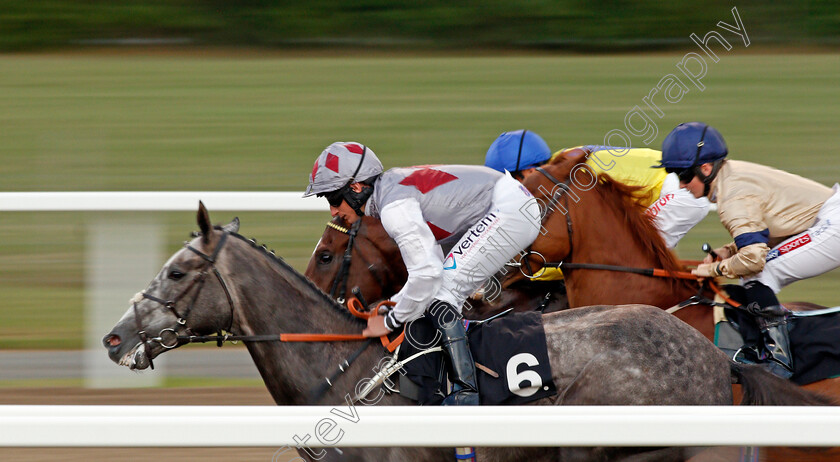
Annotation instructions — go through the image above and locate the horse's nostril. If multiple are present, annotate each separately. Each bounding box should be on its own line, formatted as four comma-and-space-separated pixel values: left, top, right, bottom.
103, 334, 121, 348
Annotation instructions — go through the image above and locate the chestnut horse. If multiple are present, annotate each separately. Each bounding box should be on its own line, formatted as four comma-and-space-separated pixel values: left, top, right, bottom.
305, 216, 567, 319
506, 149, 714, 338
306, 216, 408, 307
104, 204, 832, 462
511, 150, 840, 461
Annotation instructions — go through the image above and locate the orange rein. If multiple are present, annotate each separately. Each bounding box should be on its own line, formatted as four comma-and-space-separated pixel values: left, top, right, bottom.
273, 298, 404, 351
347, 297, 405, 352
672, 259, 742, 308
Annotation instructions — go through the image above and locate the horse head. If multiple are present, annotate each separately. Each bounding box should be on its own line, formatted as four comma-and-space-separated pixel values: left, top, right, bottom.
502, 149, 590, 288
103, 202, 241, 370
305, 216, 407, 307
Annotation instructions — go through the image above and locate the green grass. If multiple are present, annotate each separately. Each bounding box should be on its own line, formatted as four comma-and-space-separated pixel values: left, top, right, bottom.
1, 52, 839, 349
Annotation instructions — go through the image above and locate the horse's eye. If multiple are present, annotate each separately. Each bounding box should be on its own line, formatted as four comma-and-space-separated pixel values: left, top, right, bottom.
319, 252, 333, 264
168, 270, 186, 280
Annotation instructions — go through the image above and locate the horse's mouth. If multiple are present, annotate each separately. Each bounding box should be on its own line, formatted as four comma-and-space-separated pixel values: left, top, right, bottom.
119, 342, 152, 370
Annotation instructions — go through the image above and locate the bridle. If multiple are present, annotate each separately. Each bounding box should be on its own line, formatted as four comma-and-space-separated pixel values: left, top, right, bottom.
512, 167, 725, 312
514, 166, 576, 279
132, 230, 236, 369
324, 219, 388, 305
328, 219, 361, 304
129, 227, 400, 403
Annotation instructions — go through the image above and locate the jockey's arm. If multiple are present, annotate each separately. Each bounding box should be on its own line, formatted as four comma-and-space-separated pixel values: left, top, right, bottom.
377, 198, 443, 331
698, 192, 770, 279
716, 241, 770, 278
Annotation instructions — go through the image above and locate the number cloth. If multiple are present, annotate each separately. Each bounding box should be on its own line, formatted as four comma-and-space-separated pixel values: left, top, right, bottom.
397, 311, 557, 405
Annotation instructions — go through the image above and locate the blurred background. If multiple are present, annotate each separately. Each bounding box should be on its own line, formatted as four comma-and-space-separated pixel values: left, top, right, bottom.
0, 1, 839, 457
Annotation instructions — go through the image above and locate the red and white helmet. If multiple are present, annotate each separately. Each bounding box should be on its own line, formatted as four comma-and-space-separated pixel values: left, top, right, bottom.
303, 142, 383, 197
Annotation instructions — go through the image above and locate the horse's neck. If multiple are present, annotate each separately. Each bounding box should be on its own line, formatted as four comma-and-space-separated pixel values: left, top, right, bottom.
565, 192, 693, 307
228, 249, 385, 406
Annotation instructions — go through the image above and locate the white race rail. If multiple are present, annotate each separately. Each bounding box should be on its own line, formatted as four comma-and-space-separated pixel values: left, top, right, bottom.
2, 406, 840, 447
0, 191, 328, 211
2, 193, 837, 449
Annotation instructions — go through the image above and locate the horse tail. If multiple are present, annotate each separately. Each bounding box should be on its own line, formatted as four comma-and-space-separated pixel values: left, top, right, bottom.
730, 361, 836, 406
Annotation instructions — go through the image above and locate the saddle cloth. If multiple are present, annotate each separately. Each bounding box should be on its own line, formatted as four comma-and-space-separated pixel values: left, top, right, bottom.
397, 310, 557, 405
715, 285, 840, 385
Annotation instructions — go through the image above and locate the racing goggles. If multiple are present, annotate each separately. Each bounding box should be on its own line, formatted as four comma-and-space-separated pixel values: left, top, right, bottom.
665, 166, 698, 184
322, 188, 346, 208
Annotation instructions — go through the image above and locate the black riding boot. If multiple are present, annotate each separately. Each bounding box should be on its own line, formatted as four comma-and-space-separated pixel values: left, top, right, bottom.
744, 281, 793, 379
427, 299, 479, 406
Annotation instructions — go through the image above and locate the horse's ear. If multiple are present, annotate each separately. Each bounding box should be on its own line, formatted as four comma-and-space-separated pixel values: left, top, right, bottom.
223, 217, 240, 234
550, 147, 588, 166
197, 201, 212, 242
564, 147, 588, 163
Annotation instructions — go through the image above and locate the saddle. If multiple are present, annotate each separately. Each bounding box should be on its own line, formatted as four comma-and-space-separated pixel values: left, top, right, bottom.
715, 284, 840, 385
393, 310, 558, 405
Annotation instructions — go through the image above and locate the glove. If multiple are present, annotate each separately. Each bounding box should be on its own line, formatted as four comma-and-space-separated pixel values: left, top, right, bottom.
692, 262, 723, 278
702, 244, 735, 264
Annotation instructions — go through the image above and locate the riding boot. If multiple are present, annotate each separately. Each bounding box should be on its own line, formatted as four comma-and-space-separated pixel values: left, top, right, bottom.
758, 314, 794, 379
744, 281, 794, 379
427, 299, 479, 406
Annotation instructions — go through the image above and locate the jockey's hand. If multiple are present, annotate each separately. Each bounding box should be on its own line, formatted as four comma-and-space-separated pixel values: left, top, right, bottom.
692, 262, 723, 278
363, 315, 391, 337
702, 245, 733, 264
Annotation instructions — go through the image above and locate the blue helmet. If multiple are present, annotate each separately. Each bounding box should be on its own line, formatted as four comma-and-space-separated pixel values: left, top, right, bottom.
659, 122, 728, 169
485, 130, 551, 173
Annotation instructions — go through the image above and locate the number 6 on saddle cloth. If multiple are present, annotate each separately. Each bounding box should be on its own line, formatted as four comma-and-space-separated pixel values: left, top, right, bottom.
394, 311, 557, 405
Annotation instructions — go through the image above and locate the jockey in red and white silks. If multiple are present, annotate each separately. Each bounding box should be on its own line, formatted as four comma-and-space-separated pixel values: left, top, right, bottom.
305, 141, 540, 405
367, 165, 540, 329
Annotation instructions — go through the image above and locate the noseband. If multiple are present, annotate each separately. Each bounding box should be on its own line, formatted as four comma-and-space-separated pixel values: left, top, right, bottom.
132, 230, 236, 369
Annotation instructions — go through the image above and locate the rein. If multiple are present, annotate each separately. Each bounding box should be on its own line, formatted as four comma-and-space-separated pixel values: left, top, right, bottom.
134, 226, 407, 404
136, 230, 376, 359
513, 250, 697, 280
523, 166, 743, 310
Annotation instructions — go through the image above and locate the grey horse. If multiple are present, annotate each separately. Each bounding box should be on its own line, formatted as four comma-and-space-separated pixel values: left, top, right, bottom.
104, 204, 831, 462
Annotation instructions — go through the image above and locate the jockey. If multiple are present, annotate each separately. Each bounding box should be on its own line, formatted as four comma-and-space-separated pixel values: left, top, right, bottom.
485, 129, 713, 250
659, 121, 840, 378
305, 141, 541, 405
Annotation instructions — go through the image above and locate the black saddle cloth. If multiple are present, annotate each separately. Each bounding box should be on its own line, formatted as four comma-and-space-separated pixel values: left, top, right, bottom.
397, 310, 557, 405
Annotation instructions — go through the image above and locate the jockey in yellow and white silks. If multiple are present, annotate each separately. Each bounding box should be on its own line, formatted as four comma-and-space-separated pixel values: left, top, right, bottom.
658, 121, 840, 378
484, 130, 713, 281
562, 145, 712, 249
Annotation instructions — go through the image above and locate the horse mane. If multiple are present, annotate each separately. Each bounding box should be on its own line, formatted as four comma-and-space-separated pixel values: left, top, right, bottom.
591, 172, 693, 291
225, 230, 366, 326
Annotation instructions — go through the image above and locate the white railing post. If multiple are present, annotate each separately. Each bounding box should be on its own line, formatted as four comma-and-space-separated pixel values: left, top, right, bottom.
84, 216, 166, 388
0, 192, 328, 388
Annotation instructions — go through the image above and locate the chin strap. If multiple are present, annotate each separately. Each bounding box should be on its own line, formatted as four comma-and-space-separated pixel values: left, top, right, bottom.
343, 178, 377, 217
694, 159, 724, 197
